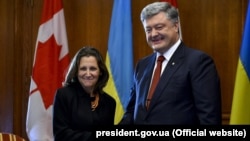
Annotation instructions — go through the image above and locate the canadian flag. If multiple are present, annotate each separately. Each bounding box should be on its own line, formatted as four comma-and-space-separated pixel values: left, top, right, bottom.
26, 0, 70, 140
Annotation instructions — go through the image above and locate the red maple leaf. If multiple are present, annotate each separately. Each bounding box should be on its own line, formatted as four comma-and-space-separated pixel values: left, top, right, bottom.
32, 34, 69, 109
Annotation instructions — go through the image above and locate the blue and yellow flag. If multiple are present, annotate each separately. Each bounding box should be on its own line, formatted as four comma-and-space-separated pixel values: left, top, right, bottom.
230, 0, 250, 124
104, 0, 133, 124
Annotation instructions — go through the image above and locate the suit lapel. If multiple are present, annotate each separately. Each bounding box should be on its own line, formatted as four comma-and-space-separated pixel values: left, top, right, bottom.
147, 44, 185, 111
141, 54, 157, 109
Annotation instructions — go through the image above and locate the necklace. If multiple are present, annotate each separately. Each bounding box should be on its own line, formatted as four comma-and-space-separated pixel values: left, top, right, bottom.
91, 94, 99, 111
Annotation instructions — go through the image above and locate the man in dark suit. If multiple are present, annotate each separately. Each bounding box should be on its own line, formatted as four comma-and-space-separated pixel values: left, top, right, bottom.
119, 2, 221, 125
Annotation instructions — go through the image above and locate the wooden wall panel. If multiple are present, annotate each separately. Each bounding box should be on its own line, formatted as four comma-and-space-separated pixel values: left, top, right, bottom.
0, 0, 248, 140
63, 0, 113, 58
15, 0, 35, 137
0, 0, 15, 133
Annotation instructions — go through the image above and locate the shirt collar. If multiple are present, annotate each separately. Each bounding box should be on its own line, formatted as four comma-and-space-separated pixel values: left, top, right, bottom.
156, 38, 181, 62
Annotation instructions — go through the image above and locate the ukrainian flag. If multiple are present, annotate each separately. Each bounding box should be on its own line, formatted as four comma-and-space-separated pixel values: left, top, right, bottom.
230, 0, 250, 124
104, 0, 133, 124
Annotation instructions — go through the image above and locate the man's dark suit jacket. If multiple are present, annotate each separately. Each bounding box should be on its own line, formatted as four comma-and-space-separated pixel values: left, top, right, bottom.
120, 42, 222, 125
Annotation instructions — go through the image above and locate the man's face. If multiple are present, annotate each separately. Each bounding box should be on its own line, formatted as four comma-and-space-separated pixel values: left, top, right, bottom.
143, 12, 179, 54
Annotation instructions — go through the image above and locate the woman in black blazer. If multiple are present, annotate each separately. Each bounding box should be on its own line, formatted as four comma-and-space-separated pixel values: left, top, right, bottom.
53, 47, 116, 141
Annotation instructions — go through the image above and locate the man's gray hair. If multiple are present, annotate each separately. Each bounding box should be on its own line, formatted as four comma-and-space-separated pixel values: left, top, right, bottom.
140, 2, 179, 24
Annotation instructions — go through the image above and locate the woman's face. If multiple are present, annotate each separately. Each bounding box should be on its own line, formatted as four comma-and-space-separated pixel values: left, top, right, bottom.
77, 56, 100, 93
